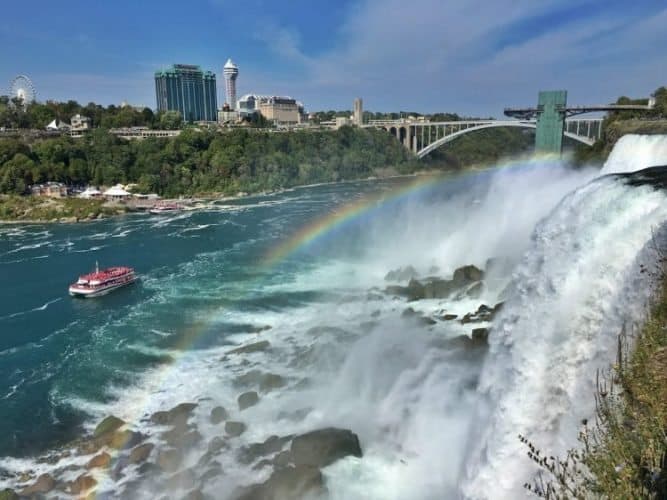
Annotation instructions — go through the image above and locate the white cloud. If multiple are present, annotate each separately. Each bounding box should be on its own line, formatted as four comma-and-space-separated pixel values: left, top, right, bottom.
253, 1, 667, 114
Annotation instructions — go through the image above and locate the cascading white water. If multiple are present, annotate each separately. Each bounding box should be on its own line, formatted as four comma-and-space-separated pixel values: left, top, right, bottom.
601, 134, 667, 175
461, 134, 667, 499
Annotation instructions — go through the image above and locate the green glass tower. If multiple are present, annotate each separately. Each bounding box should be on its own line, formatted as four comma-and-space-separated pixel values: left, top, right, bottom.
155, 64, 217, 122
535, 90, 567, 155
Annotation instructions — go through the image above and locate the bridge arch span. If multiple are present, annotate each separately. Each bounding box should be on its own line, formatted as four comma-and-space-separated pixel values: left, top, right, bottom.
416, 122, 594, 159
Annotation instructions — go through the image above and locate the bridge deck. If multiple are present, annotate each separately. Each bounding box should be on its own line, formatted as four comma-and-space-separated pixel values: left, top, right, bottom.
505, 104, 653, 119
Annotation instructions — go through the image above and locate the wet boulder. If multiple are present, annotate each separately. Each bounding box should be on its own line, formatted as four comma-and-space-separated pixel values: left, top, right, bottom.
109, 429, 145, 450
19, 474, 56, 496
234, 371, 286, 393
384, 278, 427, 300
86, 451, 111, 469
471, 327, 489, 345
423, 278, 457, 299
290, 428, 362, 468
66, 474, 97, 495
452, 265, 484, 286
259, 374, 286, 392
235, 465, 326, 500
93, 415, 125, 437
210, 406, 229, 424
460, 302, 504, 324
151, 402, 198, 427
162, 426, 201, 449
225, 421, 247, 437
129, 443, 154, 464
228, 340, 270, 355
238, 391, 259, 411
446, 335, 485, 351
238, 435, 293, 465
406, 278, 426, 301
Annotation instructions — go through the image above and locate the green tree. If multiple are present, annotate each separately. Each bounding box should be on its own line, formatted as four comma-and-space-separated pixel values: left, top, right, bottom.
0, 153, 36, 193
159, 110, 182, 130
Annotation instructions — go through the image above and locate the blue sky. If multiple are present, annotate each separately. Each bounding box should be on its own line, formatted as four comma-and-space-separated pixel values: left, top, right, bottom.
1, 0, 665, 116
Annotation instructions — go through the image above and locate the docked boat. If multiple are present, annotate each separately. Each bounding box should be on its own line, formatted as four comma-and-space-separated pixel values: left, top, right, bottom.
149, 202, 181, 215
69, 263, 137, 298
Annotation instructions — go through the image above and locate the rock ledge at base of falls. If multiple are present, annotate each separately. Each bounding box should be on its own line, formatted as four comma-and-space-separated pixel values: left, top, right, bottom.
289, 428, 362, 468
384, 264, 485, 301
233, 427, 363, 500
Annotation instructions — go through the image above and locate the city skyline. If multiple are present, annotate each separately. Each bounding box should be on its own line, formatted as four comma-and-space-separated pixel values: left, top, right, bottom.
0, 0, 666, 117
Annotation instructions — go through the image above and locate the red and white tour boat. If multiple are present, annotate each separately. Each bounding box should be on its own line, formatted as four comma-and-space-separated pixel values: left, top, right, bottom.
69, 263, 137, 298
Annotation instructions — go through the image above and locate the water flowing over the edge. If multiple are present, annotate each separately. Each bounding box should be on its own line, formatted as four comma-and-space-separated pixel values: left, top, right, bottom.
461, 134, 667, 498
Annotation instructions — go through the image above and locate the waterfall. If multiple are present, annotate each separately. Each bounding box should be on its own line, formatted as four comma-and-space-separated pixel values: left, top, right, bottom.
461, 134, 667, 498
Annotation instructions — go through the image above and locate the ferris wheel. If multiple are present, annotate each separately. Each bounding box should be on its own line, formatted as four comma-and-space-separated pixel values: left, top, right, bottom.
9, 75, 36, 105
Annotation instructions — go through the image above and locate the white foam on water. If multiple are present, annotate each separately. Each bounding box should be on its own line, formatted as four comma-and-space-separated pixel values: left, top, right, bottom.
0, 297, 63, 321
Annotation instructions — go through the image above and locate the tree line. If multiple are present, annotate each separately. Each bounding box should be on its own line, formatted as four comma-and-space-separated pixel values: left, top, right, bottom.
0, 127, 416, 196
0, 97, 183, 130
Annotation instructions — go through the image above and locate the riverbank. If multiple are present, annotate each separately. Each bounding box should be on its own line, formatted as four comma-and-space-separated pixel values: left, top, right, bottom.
0, 170, 444, 224
0, 195, 129, 224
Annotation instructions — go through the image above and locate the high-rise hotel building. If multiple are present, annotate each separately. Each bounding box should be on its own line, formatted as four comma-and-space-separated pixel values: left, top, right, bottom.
155, 64, 217, 122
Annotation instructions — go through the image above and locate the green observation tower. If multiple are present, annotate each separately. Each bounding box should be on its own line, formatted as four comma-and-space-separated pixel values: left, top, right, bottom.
535, 90, 567, 155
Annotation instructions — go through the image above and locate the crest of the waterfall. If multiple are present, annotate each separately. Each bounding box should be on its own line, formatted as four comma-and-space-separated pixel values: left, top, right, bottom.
600, 134, 667, 175
460, 135, 667, 499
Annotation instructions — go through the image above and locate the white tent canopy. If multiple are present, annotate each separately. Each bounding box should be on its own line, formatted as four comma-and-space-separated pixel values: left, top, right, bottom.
46, 119, 70, 131
79, 186, 102, 198
103, 184, 131, 197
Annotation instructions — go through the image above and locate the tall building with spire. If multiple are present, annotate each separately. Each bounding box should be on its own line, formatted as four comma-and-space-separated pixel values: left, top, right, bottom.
223, 59, 239, 110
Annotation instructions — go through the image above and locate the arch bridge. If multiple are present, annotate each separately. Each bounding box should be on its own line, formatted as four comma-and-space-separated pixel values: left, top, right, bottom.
366, 90, 654, 158
365, 118, 603, 159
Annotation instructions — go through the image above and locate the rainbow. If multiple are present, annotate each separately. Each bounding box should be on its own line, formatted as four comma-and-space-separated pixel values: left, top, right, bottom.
262, 174, 442, 267
262, 155, 561, 267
